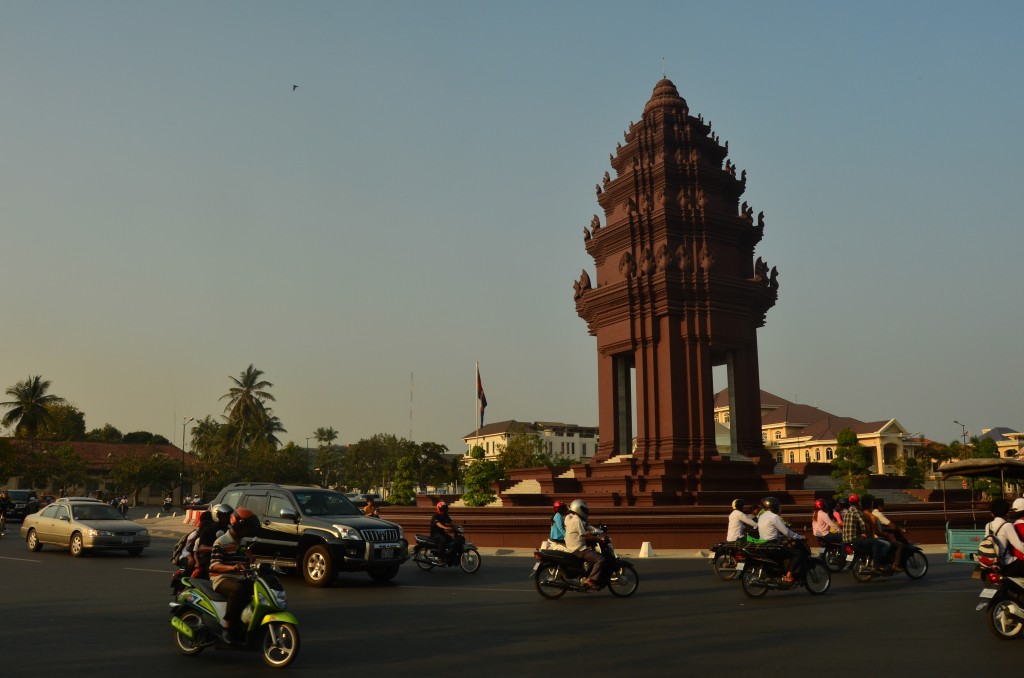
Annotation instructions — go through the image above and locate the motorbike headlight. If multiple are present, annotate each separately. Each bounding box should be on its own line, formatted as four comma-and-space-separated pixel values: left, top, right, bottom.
333, 525, 363, 540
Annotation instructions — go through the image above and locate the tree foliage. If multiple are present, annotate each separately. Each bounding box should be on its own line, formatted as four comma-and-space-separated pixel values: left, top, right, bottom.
86, 424, 124, 443
109, 452, 178, 505
1, 375, 66, 438
462, 445, 500, 506
831, 428, 871, 497
36, 403, 86, 441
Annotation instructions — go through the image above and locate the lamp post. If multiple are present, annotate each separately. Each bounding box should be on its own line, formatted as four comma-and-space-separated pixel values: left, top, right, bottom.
181, 417, 194, 506
953, 420, 968, 451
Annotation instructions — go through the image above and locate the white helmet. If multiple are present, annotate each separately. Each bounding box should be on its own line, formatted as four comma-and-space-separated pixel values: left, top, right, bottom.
569, 499, 589, 520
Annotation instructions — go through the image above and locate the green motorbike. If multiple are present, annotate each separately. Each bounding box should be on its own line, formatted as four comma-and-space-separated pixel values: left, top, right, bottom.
169, 562, 300, 668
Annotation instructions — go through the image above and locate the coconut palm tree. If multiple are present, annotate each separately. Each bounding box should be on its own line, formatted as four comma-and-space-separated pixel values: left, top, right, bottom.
220, 364, 275, 455
1, 375, 66, 438
315, 426, 339, 449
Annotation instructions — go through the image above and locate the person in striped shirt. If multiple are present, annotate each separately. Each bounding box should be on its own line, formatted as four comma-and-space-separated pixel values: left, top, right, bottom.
210, 508, 260, 644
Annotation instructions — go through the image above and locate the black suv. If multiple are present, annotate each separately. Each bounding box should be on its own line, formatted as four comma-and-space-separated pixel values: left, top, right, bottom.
210, 482, 408, 587
6, 490, 39, 521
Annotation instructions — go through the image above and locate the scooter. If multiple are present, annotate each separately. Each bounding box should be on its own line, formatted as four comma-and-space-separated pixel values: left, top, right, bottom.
412, 525, 482, 573
847, 534, 929, 583
531, 526, 639, 599
976, 556, 1024, 640
169, 562, 300, 668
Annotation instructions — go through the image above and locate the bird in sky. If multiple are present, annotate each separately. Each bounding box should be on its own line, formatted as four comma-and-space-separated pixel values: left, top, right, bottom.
292, 84, 299, 91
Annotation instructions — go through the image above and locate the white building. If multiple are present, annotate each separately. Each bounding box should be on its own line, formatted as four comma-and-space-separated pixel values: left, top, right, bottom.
463, 420, 598, 463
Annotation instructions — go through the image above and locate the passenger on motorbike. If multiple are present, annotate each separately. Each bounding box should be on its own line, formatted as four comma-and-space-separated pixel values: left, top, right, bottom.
179, 510, 213, 570
860, 495, 896, 570
550, 501, 569, 544
194, 503, 233, 578
811, 499, 842, 548
209, 508, 261, 644
842, 494, 890, 573
985, 498, 1024, 577
1010, 498, 1024, 558
430, 501, 463, 561
727, 499, 758, 542
756, 496, 806, 584
870, 497, 905, 569
565, 499, 605, 590
832, 497, 847, 527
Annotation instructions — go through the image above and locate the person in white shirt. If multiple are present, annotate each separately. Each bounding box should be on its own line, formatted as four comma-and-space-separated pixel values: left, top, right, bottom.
727, 499, 758, 542
564, 499, 606, 590
757, 496, 805, 583
986, 498, 1024, 577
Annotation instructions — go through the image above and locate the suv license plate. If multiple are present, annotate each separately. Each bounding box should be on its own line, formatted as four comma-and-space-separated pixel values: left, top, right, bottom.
379, 548, 394, 559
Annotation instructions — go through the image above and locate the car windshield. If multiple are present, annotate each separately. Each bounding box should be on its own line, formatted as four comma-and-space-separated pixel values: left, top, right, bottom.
72, 504, 126, 521
293, 491, 360, 517
9, 491, 34, 501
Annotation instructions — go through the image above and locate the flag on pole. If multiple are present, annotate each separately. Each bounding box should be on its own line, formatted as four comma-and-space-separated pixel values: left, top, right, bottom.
476, 364, 487, 429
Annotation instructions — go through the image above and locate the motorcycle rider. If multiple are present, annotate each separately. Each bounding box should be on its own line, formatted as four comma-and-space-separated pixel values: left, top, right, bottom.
210, 508, 261, 644
550, 501, 569, 544
194, 503, 233, 578
756, 496, 805, 584
565, 499, 606, 590
832, 497, 848, 527
842, 494, 890, 573
727, 499, 758, 542
859, 495, 896, 570
870, 497, 905, 570
811, 498, 842, 549
984, 498, 1024, 577
0, 490, 9, 536
430, 501, 463, 562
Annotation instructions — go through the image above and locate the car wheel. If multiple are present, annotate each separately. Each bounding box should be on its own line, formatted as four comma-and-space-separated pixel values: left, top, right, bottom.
302, 545, 334, 587
70, 532, 85, 557
26, 528, 42, 552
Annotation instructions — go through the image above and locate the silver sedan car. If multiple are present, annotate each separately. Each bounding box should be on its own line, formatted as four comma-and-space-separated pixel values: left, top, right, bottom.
21, 498, 150, 556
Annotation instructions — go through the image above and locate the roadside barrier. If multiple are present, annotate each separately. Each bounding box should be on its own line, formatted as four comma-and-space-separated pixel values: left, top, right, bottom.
639, 541, 656, 557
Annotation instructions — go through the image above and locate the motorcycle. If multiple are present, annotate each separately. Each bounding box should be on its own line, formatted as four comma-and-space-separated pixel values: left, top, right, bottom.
531, 527, 639, 599
163, 498, 174, 512
975, 557, 1024, 640
169, 561, 300, 668
847, 533, 929, 583
707, 539, 750, 581
817, 537, 848, 572
737, 537, 831, 598
412, 525, 481, 573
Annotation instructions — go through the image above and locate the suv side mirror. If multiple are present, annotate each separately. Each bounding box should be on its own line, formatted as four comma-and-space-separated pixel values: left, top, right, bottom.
279, 508, 299, 522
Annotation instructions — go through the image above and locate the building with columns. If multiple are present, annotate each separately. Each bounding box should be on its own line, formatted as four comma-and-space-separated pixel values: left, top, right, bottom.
463, 420, 599, 463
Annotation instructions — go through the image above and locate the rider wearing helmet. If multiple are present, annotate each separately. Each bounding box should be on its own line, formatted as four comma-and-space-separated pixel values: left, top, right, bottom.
842, 494, 890, 574
430, 501, 460, 561
832, 497, 849, 527
756, 497, 805, 584
564, 499, 606, 590
550, 501, 570, 544
194, 502, 234, 579
811, 498, 842, 547
210, 508, 261, 644
726, 499, 758, 542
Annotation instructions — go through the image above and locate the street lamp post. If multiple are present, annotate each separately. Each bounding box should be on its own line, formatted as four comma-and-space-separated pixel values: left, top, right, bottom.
181, 417, 194, 507
953, 420, 968, 451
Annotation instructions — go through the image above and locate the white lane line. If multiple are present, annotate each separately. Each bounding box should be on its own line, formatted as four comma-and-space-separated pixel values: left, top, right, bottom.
0, 556, 43, 563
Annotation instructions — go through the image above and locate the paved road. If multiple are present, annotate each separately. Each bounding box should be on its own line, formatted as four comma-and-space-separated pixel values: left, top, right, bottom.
1, 529, 1016, 676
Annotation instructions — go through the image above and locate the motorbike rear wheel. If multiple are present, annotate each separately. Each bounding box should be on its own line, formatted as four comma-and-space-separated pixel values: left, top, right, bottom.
849, 556, 874, 583
740, 568, 768, 598
904, 550, 928, 579
535, 564, 567, 599
460, 548, 481, 574
987, 595, 1024, 640
822, 547, 847, 573
173, 610, 206, 657
261, 621, 300, 668
713, 553, 739, 580
607, 563, 639, 597
804, 560, 831, 595
413, 544, 434, 571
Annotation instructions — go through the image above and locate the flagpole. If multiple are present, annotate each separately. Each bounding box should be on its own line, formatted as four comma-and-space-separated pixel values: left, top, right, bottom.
475, 361, 480, 439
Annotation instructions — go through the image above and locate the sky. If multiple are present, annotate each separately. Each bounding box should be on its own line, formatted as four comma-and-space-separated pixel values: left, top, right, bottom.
2, 1, 1021, 454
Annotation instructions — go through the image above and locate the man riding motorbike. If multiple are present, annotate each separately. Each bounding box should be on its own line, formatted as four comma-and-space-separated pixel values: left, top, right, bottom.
843, 494, 890, 573
209, 508, 261, 644
564, 499, 607, 590
430, 501, 463, 561
756, 496, 806, 584
193, 503, 233, 578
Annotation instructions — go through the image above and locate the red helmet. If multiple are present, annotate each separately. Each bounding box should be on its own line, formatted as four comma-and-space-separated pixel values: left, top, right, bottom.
848, 494, 860, 505
814, 499, 826, 510
435, 501, 448, 514
229, 508, 259, 537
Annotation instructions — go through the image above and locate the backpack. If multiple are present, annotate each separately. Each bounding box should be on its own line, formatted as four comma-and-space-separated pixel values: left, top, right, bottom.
978, 522, 1009, 562
169, 532, 191, 566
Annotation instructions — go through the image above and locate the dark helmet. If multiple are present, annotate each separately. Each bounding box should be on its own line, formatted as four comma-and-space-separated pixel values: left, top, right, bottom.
761, 496, 780, 514
435, 501, 448, 514
731, 499, 745, 511
230, 508, 260, 537
197, 510, 214, 525
814, 499, 826, 511
212, 503, 234, 522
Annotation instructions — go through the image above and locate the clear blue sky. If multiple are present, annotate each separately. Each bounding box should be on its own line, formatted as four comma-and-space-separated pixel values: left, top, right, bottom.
2, 1, 1021, 453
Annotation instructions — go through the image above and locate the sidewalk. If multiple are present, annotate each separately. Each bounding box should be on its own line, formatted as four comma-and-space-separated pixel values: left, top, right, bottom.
135, 513, 952, 560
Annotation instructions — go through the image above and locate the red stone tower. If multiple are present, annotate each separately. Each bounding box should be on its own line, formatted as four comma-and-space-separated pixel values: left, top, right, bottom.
574, 78, 778, 468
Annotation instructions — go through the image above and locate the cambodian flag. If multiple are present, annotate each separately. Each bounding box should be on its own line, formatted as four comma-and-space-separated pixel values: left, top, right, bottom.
476, 364, 487, 428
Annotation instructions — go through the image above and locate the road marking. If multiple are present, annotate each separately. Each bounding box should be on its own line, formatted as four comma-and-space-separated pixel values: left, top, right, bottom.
0, 556, 43, 563
125, 567, 176, 574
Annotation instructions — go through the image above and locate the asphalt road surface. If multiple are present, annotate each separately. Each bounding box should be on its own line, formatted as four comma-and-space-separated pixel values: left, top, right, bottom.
1, 532, 1017, 676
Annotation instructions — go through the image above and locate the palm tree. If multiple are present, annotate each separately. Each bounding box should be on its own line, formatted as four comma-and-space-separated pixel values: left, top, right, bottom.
259, 413, 287, 450
315, 426, 339, 449
220, 364, 275, 454
1, 375, 66, 438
